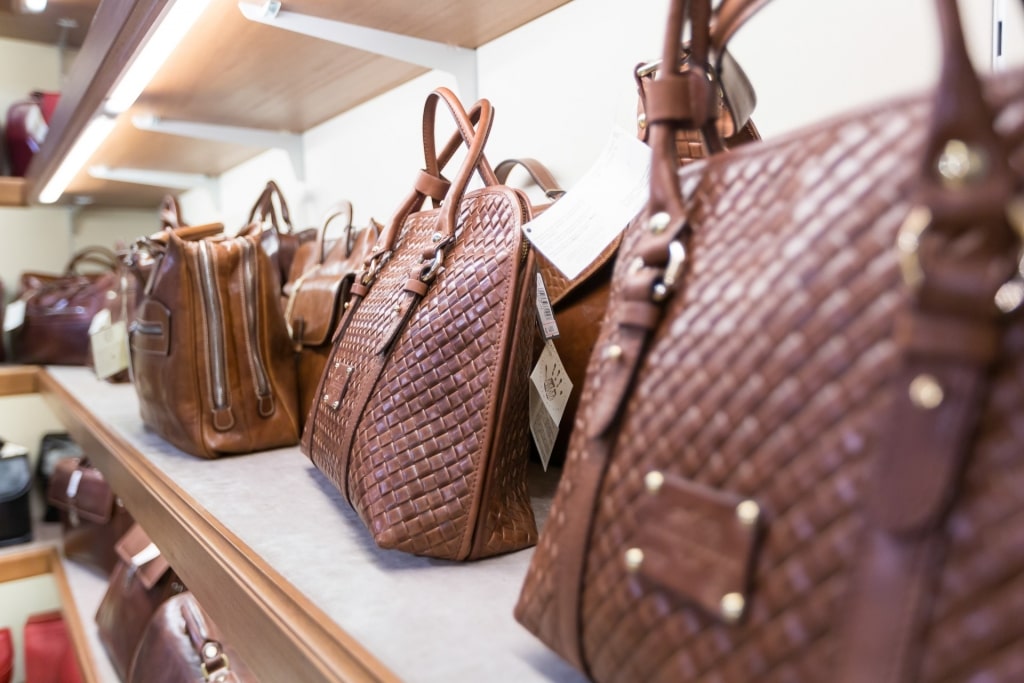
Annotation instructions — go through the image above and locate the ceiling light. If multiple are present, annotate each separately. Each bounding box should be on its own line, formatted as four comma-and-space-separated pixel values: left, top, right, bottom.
38, 116, 117, 204
20, 0, 47, 14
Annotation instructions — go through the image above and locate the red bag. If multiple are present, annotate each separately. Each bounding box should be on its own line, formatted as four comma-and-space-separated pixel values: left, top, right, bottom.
0, 626, 12, 683
23, 611, 82, 683
5, 91, 59, 177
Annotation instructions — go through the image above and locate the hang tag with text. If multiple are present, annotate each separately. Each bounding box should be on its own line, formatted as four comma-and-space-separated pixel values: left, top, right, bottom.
535, 272, 559, 340
522, 128, 650, 280
529, 340, 573, 470
3, 300, 25, 332
90, 320, 129, 380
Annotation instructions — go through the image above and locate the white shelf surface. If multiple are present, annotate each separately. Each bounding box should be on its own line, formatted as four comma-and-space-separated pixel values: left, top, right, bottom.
43, 366, 585, 683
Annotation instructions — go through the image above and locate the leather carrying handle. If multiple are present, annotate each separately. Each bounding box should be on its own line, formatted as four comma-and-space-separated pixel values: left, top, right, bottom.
315, 200, 355, 264
159, 194, 184, 230
64, 246, 119, 274
246, 179, 294, 234
494, 158, 565, 199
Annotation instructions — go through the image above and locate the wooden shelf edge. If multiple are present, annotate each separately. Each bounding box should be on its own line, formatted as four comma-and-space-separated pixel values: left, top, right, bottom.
0, 177, 27, 206
37, 369, 399, 683
0, 365, 41, 397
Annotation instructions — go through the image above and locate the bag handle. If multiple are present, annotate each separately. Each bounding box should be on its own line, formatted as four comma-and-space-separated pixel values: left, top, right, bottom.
314, 200, 355, 264
180, 597, 235, 682
159, 194, 184, 230
246, 180, 295, 235
494, 158, 565, 200
64, 246, 119, 275
364, 88, 495, 284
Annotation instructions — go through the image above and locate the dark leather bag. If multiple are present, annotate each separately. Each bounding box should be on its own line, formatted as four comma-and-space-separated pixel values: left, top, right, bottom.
302, 88, 540, 561
5, 90, 59, 177
247, 179, 316, 292
97, 524, 185, 681
23, 611, 83, 683
0, 445, 31, 547
516, 0, 1024, 681
11, 247, 120, 366
35, 432, 83, 522
129, 221, 301, 458
128, 592, 255, 683
283, 201, 379, 426
47, 457, 134, 574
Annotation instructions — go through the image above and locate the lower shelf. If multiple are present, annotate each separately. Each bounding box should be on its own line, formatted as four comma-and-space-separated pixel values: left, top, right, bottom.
35, 366, 585, 683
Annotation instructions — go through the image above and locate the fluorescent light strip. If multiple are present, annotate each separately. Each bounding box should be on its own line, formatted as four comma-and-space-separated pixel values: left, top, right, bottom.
38, 116, 117, 204
105, 0, 212, 114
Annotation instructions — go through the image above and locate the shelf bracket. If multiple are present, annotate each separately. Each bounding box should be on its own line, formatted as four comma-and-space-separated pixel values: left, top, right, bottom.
237, 1, 479, 103
88, 166, 221, 204
132, 114, 306, 182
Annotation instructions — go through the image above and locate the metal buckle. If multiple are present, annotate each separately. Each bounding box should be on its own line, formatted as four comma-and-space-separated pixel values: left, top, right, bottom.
651, 240, 688, 302
200, 653, 231, 682
420, 247, 445, 282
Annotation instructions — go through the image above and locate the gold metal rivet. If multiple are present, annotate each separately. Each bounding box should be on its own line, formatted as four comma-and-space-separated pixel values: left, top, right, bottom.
603, 344, 623, 361
202, 643, 219, 659
432, 232, 443, 243
624, 548, 644, 573
651, 283, 669, 302
637, 113, 647, 130
343, 301, 350, 310
937, 139, 987, 186
720, 592, 745, 623
909, 374, 944, 410
648, 211, 671, 233
644, 471, 664, 494
736, 500, 760, 526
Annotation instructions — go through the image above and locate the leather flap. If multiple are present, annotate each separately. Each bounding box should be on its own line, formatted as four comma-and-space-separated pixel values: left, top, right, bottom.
633, 473, 764, 625
46, 458, 115, 524
289, 272, 349, 346
114, 524, 170, 590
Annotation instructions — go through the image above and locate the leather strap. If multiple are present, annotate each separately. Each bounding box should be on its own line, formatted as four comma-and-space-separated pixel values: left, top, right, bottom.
314, 201, 354, 264
837, 0, 1022, 680
246, 179, 294, 234
159, 194, 183, 230
65, 246, 119, 274
494, 158, 565, 199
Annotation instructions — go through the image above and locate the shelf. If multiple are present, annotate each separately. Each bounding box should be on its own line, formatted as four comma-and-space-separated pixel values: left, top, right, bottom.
0, 178, 27, 206
25, 0, 573, 208
35, 366, 585, 683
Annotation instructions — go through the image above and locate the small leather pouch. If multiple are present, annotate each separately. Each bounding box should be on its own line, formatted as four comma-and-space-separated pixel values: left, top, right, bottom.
47, 457, 134, 574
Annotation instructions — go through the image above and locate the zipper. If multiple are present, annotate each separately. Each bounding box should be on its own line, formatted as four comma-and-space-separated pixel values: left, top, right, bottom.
197, 241, 234, 431
128, 320, 162, 335
241, 239, 275, 417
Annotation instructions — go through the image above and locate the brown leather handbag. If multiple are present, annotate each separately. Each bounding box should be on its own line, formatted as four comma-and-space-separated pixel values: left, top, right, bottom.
247, 179, 316, 292
128, 592, 254, 683
283, 201, 380, 426
47, 457, 134, 574
302, 88, 540, 561
10, 246, 120, 366
96, 524, 185, 681
516, 0, 1024, 681
129, 220, 301, 459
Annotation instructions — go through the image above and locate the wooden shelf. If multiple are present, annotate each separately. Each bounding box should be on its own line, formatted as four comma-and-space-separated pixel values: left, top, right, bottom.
25, 0, 572, 208
35, 366, 585, 683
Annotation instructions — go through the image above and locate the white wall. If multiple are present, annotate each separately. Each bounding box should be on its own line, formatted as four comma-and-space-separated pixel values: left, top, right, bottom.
179, 0, 1015, 231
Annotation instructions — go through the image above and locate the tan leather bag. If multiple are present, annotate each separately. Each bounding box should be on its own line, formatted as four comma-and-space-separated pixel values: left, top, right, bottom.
130, 222, 301, 459
516, 0, 1024, 680
302, 88, 539, 561
247, 179, 316, 292
283, 201, 380, 425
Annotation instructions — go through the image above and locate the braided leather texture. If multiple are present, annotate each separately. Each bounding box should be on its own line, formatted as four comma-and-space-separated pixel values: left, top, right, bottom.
517, 74, 1024, 681
304, 186, 538, 560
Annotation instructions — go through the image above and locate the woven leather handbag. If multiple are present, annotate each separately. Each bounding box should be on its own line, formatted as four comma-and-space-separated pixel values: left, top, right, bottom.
97, 524, 185, 681
302, 88, 540, 561
128, 592, 255, 683
10, 246, 120, 366
247, 179, 316, 293
47, 457, 134, 574
129, 220, 301, 459
283, 201, 380, 425
515, 0, 1024, 680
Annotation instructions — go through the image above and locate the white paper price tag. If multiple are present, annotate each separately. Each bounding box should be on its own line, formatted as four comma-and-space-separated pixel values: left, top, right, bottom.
3, 300, 25, 332
535, 272, 559, 340
529, 340, 573, 470
90, 320, 129, 380
522, 129, 650, 281
131, 542, 161, 568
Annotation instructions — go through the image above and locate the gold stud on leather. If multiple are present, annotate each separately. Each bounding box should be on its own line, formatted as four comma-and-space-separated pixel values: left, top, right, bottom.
343, 301, 350, 311
432, 232, 443, 243
624, 548, 644, 573
203, 643, 220, 659
603, 344, 623, 361
637, 113, 647, 130
644, 471, 664, 494
648, 211, 671, 233
720, 592, 745, 623
909, 374, 944, 410
736, 500, 760, 526
936, 139, 987, 186
651, 283, 669, 302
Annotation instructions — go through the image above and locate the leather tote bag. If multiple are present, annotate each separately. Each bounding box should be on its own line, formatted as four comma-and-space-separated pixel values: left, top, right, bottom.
47, 457, 134, 574
302, 88, 540, 561
247, 179, 316, 292
10, 246, 119, 366
127, 592, 255, 683
129, 221, 301, 459
0, 445, 31, 547
97, 524, 185, 681
283, 201, 379, 426
516, 0, 1024, 681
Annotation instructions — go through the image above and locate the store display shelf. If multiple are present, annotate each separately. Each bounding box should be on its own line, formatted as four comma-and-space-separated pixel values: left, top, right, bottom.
0, 178, 27, 207
35, 366, 584, 683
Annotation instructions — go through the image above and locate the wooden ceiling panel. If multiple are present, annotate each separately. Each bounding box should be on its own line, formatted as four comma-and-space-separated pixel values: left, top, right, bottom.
0, 0, 99, 47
